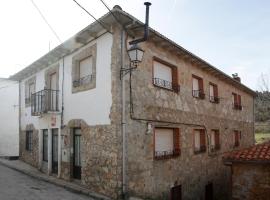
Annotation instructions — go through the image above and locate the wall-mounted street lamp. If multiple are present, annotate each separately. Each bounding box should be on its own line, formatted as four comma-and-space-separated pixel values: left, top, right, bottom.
127, 43, 145, 66
120, 2, 151, 79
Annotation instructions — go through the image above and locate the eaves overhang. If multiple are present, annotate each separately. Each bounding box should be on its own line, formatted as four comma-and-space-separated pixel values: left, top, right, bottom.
10, 7, 257, 97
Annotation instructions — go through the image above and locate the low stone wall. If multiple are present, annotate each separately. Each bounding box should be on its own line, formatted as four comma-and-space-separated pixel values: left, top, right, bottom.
232, 163, 270, 200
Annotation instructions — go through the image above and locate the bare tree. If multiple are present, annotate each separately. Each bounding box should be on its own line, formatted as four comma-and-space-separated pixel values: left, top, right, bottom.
258, 73, 269, 92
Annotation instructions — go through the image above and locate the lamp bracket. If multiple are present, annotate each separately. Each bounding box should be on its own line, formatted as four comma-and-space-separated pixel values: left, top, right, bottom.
120, 65, 137, 80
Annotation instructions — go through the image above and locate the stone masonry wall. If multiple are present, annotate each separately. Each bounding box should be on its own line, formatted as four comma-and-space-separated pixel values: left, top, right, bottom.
20, 124, 39, 168
232, 163, 270, 200
122, 33, 255, 199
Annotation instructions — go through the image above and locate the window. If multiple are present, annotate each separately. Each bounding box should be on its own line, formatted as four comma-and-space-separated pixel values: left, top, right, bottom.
209, 83, 219, 103
26, 131, 33, 151
234, 130, 241, 147
194, 129, 206, 153
210, 130, 220, 152
192, 75, 205, 99
73, 56, 94, 87
43, 129, 48, 162
153, 58, 179, 93
232, 93, 242, 110
154, 128, 180, 159
25, 82, 35, 105
72, 44, 97, 93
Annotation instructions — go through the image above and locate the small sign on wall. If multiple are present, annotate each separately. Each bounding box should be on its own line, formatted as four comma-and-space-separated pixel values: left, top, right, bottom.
51, 115, 56, 127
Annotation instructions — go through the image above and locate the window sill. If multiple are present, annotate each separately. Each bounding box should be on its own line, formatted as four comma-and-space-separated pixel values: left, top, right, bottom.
209, 97, 220, 104
154, 150, 180, 160
194, 146, 206, 154
153, 83, 180, 93
233, 104, 242, 110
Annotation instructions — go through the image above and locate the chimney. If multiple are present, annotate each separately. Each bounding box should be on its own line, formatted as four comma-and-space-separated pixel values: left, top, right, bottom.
232, 73, 241, 82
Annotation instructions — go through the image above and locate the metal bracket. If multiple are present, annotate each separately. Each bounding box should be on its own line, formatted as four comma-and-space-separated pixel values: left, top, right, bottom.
120, 65, 137, 79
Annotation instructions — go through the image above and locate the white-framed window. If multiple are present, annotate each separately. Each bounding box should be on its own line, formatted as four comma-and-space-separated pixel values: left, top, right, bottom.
79, 56, 93, 79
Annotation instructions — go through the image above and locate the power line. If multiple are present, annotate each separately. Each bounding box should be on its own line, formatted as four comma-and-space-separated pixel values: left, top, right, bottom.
30, 0, 62, 43
72, 0, 111, 34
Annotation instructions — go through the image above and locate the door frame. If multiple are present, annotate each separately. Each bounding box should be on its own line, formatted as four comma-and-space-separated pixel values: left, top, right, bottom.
51, 129, 58, 174
73, 128, 82, 180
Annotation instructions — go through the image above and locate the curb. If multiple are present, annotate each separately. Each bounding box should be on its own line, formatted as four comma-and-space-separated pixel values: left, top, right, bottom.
0, 160, 111, 200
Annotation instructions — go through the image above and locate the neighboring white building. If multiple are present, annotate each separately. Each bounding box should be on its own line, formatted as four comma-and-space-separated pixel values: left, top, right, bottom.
0, 78, 19, 158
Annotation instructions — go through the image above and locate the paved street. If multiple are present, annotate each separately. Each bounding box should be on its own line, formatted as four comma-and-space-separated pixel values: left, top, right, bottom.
0, 164, 93, 200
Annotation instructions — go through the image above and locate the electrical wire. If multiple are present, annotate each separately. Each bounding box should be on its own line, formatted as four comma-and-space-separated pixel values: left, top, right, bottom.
98, 0, 132, 36
72, 0, 112, 34
30, 0, 62, 43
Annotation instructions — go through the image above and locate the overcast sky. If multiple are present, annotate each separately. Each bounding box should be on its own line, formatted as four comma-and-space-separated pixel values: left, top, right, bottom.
0, 0, 269, 90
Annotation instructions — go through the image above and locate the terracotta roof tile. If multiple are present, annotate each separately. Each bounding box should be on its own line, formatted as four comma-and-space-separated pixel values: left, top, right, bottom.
223, 141, 270, 163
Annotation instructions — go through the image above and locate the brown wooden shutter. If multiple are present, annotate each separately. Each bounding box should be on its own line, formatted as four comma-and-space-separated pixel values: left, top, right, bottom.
198, 78, 204, 91
214, 130, 220, 148
173, 128, 180, 155
213, 85, 218, 97
200, 129, 206, 151
233, 93, 237, 105
172, 67, 179, 93
238, 95, 241, 106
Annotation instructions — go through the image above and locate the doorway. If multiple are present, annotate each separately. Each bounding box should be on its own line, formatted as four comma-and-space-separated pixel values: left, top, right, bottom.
73, 128, 82, 179
171, 185, 181, 200
205, 182, 213, 200
52, 129, 58, 174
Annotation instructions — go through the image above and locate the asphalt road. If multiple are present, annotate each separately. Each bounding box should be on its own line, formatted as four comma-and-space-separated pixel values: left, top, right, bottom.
0, 164, 93, 200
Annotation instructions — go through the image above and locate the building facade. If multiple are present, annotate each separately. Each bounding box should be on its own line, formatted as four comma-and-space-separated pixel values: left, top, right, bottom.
11, 6, 256, 200
0, 78, 19, 158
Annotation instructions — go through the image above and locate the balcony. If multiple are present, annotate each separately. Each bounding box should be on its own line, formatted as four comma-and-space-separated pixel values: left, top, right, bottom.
233, 103, 242, 110
31, 89, 60, 116
192, 90, 205, 99
154, 149, 180, 160
209, 96, 220, 104
73, 74, 95, 87
153, 78, 180, 93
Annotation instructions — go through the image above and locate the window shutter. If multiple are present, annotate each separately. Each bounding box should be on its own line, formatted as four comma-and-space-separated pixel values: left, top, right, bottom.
213, 85, 218, 97
172, 67, 179, 92
232, 93, 237, 104
238, 95, 241, 106
200, 129, 206, 147
214, 131, 219, 147
198, 78, 204, 91
173, 128, 180, 155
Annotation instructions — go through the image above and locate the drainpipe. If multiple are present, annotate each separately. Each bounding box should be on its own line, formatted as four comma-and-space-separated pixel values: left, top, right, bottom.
121, 29, 127, 199
58, 57, 65, 178
18, 81, 22, 158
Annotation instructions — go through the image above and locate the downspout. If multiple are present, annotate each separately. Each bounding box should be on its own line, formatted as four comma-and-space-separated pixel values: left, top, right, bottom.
18, 81, 21, 158
121, 29, 127, 199
58, 56, 65, 178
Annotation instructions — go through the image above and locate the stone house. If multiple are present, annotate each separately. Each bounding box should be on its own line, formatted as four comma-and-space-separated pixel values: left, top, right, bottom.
0, 78, 19, 158
10, 5, 256, 200
223, 141, 270, 200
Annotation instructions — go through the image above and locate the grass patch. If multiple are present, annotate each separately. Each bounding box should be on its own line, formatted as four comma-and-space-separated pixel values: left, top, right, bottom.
255, 132, 270, 144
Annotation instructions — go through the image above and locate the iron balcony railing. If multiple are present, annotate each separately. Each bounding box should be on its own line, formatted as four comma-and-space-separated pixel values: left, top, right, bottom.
31, 89, 59, 116
153, 78, 180, 92
233, 103, 242, 110
73, 74, 95, 87
154, 149, 180, 160
209, 96, 220, 103
192, 90, 205, 99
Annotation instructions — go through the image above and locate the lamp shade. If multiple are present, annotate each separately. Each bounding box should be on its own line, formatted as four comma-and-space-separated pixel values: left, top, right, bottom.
127, 44, 144, 64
